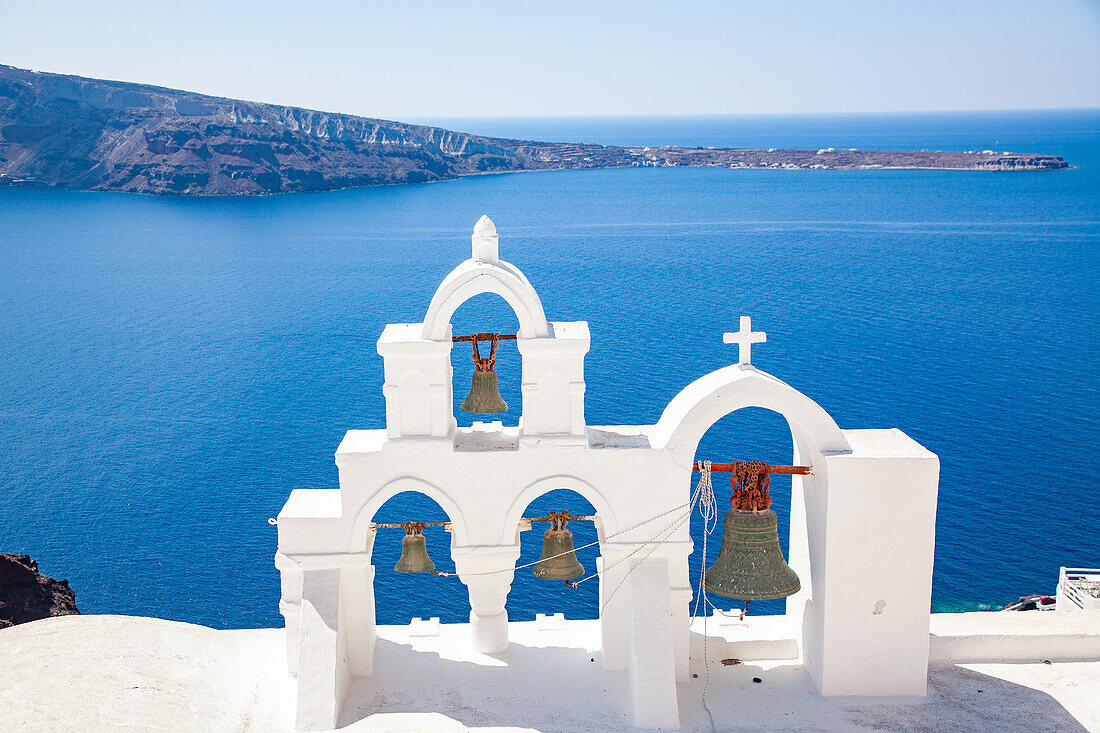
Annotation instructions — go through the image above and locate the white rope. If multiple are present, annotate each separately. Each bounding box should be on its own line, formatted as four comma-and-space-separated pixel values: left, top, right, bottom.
690, 460, 718, 733
571, 473, 706, 589
691, 460, 718, 619
596, 506, 695, 613
705, 594, 744, 620
551, 463, 708, 611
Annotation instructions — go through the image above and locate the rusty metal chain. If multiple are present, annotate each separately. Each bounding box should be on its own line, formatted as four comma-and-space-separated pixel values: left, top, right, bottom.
468, 333, 501, 372
730, 461, 772, 511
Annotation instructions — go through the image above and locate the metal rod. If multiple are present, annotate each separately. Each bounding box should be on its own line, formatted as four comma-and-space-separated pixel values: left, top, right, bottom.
524, 513, 596, 524
371, 521, 451, 529
693, 461, 812, 475
452, 333, 518, 343
370, 513, 595, 530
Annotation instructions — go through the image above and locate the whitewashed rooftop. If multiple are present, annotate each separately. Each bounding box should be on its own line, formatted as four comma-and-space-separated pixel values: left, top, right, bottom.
1, 613, 1096, 732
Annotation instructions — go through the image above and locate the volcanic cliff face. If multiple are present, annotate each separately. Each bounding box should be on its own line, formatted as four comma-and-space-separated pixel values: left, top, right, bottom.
0, 64, 555, 194
0, 553, 79, 628
0, 64, 1069, 196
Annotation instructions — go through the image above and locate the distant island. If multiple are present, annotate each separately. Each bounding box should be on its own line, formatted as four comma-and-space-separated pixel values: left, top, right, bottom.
0, 64, 1069, 196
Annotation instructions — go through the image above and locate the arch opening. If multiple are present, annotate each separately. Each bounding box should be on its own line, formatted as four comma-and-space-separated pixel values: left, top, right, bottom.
448, 292, 523, 428
690, 407, 803, 618
362, 490, 468, 625
422, 259, 549, 341
506, 488, 602, 623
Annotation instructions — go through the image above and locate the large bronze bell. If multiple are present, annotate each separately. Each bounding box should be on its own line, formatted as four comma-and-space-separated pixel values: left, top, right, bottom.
460, 370, 508, 414
703, 508, 800, 601
533, 512, 584, 581
394, 523, 435, 574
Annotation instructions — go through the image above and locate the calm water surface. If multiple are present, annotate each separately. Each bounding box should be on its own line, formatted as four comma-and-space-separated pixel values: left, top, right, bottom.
1, 110, 1097, 628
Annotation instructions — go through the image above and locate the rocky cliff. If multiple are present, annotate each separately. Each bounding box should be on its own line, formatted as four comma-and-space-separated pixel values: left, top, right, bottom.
0, 553, 79, 628
0, 64, 1069, 196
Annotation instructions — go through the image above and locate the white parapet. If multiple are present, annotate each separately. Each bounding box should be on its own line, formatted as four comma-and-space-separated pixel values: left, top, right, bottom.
930, 611, 1100, 662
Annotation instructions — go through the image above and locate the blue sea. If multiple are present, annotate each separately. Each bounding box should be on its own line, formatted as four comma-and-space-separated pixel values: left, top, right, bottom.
1, 110, 1097, 629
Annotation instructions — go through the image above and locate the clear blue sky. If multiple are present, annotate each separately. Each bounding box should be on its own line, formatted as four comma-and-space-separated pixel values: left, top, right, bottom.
4, 1, 1098, 118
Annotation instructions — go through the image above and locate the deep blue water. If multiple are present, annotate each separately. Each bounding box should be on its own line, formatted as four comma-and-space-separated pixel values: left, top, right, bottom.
1, 110, 1097, 629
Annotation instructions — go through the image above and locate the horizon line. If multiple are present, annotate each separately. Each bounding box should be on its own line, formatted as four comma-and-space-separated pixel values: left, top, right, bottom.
412, 107, 1100, 121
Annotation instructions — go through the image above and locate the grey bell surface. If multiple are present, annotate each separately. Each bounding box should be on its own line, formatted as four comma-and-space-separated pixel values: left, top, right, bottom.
703, 508, 800, 601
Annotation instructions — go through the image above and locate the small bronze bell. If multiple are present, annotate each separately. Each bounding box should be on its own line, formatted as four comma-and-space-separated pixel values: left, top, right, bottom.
533, 511, 584, 581
394, 523, 435, 574
703, 508, 800, 601
460, 335, 508, 414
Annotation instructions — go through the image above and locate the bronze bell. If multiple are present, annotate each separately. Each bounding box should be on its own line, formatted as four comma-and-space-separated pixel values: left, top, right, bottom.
533, 512, 584, 581
704, 508, 800, 601
394, 523, 435, 574
461, 369, 508, 414
460, 335, 508, 414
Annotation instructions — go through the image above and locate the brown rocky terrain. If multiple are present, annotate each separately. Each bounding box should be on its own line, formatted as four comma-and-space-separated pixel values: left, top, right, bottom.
0, 553, 79, 628
0, 64, 1069, 196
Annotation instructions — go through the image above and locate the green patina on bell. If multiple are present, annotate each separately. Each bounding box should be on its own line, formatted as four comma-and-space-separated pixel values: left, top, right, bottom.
460, 370, 508, 414
394, 526, 435, 574
704, 508, 800, 601
533, 514, 584, 581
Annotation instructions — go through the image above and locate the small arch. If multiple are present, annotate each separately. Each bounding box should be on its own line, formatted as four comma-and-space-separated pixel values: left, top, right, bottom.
422, 259, 550, 341
365, 490, 469, 626
349, 476, 471, 551
501, 474, 620, 546
449, 292, 522, 426
507, 487, 601, 621
652, 365, 851, 460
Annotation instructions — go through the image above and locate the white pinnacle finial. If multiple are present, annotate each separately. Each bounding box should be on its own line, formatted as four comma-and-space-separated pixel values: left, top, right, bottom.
723, 316, 766, 366
472, 215, 499, 262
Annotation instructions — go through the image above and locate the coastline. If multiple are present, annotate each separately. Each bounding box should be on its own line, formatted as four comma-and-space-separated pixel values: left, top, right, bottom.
0, 157, 1072, 199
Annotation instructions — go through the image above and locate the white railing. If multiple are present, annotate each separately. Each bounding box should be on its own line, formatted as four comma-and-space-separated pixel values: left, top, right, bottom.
1058, 567, 1100, 611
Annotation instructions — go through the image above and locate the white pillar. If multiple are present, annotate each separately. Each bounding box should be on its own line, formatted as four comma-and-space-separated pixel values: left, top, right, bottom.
377, 324, 455, 441
516, 321, 589, 444
275, 554, 304, 676
453, 546, 521, 653
627, 556, 681, 729
601, 541, 692, 682
598, 546, 633, 671
342, 563, 376, 676
808, 430, 939, 697
294, 568, 349, 731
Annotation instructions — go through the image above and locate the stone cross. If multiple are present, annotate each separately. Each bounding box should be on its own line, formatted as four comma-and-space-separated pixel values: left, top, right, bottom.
724, 316, 766, 366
